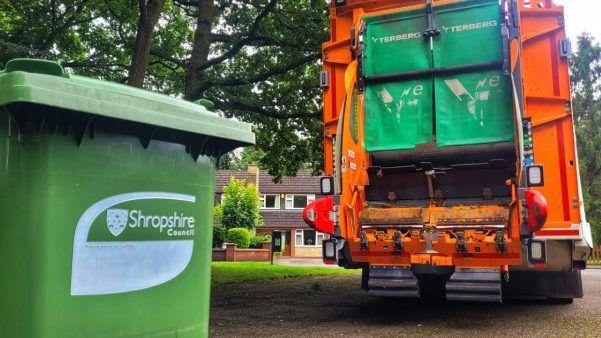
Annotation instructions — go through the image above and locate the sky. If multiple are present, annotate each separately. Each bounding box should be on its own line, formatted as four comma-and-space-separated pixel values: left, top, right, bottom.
554, 0, 601, 43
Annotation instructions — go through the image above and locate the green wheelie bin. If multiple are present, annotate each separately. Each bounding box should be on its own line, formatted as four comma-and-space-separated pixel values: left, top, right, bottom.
0, 58, 254, 338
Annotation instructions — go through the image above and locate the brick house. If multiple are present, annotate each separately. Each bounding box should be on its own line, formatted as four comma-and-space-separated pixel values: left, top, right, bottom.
214, 167, 329, 258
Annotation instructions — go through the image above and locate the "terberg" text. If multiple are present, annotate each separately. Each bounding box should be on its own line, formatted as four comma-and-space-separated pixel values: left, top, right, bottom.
442, 20, 498, 33
372, 32, 422, 44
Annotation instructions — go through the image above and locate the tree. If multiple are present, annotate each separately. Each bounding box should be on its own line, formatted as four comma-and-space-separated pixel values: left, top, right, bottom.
0, 0, 99, 67
0, 0, 327, 180
215, 177, 262, 230
128, 0, 165, 87
174, 0, 327, 180
220, 147, 265, 170
571, 34, 601, 244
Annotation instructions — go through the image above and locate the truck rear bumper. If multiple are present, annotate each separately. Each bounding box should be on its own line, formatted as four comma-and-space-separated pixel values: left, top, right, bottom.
361, 266, 583, 302
504, 270, 583, 300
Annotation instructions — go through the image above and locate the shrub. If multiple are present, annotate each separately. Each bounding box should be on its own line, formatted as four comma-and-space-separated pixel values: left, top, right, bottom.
227, 228, 251, 248
249, 235, 268, 248
213, 227, 227, 248
214, 177, 262, 230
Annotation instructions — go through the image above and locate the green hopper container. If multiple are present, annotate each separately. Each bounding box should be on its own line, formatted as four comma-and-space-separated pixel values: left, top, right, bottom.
363, 0, 514, 152
0, 59, 254, 338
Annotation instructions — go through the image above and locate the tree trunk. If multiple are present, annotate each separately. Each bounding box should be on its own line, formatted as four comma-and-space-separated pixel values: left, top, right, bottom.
184, 0, 215, 100
128, 0, 165, 88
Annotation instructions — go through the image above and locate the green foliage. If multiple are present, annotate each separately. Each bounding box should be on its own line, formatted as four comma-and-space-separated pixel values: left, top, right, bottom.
249, 235, 268, 248
220, 146, 311, 174
215, 177, 262, 230
0, 0, 327, 179
571, 34, 601, 244
227, 228, 251, 249
213, 226, 227, 248
229, 147, 266, 170
199, 0, 328, 180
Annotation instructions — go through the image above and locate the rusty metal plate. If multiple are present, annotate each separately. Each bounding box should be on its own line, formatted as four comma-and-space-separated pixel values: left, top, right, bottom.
360, 207, 427, 226
432, 205, 510, 226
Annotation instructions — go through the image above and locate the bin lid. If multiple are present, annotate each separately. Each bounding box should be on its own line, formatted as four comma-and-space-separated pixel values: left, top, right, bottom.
0, 58, 254, 157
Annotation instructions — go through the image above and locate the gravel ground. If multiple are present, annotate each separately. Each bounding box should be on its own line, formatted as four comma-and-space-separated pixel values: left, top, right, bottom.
210, 269, 601, 337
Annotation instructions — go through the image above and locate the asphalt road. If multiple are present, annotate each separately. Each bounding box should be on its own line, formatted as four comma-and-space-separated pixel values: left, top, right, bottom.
210, 269, 601, 337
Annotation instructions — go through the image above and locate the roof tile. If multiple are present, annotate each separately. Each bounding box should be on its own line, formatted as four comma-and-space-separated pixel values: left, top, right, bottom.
215, 169, 321, 194
260, 210, 310, 229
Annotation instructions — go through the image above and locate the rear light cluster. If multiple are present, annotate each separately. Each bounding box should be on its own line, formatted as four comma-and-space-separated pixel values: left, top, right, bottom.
526, 165, 544, 187
521, 117, 547, 235
524, 189, 548, 233
323, 240, 337, 265
528, 240, 546, 264
320, 176, 334, 195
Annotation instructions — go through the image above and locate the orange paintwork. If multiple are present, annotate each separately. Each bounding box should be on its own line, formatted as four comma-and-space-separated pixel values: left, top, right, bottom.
321, 0, 585, 269
518, 0, 582, 231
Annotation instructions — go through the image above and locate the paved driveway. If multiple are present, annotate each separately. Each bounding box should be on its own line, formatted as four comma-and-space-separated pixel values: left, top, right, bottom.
275, 258, 340, 268
210, 269, 601, 337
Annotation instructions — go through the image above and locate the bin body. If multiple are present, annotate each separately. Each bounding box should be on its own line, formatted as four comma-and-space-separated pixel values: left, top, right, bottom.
0, 59, 254, 338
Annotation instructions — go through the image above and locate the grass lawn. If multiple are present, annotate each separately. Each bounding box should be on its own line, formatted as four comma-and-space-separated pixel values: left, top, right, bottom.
211, 262, 360, 285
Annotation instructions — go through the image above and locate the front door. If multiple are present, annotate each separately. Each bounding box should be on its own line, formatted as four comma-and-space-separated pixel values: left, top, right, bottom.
281, 231, 292, 257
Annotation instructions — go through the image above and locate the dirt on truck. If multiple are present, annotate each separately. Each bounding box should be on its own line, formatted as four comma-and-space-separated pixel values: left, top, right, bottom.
302, 0, 593, 303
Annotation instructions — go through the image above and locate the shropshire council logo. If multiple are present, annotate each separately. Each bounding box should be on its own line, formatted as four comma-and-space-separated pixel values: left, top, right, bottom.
106, 209, 128, 236
71, 192, 197, 296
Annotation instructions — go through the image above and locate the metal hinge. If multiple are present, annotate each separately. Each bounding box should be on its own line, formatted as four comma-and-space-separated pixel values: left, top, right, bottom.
393, 231, 404, 251
496, 231, 507, 253
424, 0, 441, 38
360, 231, 369, 250
456, 231, 467, 252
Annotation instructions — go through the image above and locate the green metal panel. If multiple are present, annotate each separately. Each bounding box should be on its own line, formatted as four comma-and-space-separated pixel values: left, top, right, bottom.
363, 10, 431, 77
0, 59, 255, 338
363, 9, 434, 152
433, 0, 513, 147
433, 0, 504, 68
364, 79, 433, 152
435, 70, 514, 147
362, 1, 514, 152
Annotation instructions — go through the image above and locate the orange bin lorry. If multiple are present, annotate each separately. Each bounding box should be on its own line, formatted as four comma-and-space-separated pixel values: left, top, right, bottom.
303, 0, 593, 302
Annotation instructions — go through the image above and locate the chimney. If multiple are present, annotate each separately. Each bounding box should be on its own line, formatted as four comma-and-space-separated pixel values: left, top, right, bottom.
247, 163, 260, 191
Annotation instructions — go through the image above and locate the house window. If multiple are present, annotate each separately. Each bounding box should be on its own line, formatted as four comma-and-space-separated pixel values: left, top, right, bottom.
260, 194, 280, 209
295, 231, 303, 246
295, 229, 329, 246
285, 194, 316, 209
316, 232, 325, 245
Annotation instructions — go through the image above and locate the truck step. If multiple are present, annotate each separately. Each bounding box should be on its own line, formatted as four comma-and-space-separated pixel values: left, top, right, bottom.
446, 269, 502, 303
368, 266, 419, 298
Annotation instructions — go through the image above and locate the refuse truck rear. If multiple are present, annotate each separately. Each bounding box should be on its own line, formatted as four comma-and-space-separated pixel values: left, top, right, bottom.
303, 0, 592, 302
